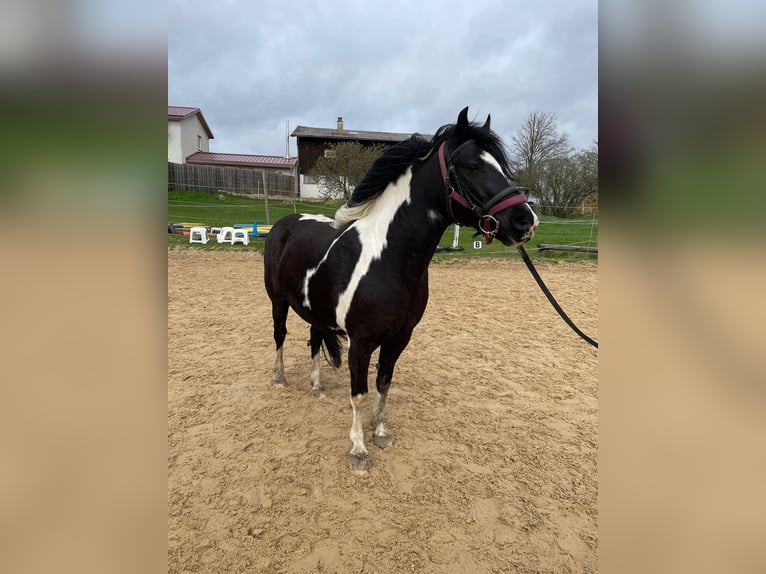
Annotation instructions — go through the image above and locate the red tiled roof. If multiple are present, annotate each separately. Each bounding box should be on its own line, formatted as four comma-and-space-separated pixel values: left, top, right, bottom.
186, 151, 297, 168
168, 106, 198, 118
168, 106, 214, 139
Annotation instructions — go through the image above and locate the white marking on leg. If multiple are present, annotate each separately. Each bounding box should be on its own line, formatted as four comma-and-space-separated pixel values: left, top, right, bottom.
372, 390, 385, 425
349, 393, 367, 456
310, 352, 321, 391
335, 169, 413, 330
372, 390, 391, 438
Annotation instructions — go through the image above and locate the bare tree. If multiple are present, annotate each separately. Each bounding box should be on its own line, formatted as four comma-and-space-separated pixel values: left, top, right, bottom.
310, 141, 388, 200
533, 147, 598, 217
510, 111, 571, 171
510, 112, 597, 216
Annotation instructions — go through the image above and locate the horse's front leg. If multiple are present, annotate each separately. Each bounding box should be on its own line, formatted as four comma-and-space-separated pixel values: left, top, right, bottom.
347, 339, 373, 474
372, 335, 410, 449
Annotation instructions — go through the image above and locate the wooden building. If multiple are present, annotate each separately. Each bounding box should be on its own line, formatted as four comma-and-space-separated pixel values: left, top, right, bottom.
291, 116, 414, 199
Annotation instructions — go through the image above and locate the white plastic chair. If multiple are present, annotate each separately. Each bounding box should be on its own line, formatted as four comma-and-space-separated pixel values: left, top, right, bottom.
217, 227, 235, 244
231, 229, 250, 245
189, 227, 209, 244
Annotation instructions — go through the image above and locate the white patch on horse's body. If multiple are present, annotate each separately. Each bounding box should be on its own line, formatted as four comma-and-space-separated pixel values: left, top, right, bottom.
299, 213, 334, 224
334, 169, 413, 330
301, 271, 315, 309
301, 226, 355, 310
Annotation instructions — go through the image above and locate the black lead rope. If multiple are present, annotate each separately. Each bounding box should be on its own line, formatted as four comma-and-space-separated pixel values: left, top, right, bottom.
517, 245, 598, 349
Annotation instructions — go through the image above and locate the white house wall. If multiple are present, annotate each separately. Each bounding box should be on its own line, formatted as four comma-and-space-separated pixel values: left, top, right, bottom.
298, 175, 322, 199
167, 115, 210, 163
168, 122, 183, 163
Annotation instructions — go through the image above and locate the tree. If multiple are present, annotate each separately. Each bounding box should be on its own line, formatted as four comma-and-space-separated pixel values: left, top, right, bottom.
532, 147, 598, 217
510, 112, 597, 217
310, 141, 388, 200
510, 111, 571, 171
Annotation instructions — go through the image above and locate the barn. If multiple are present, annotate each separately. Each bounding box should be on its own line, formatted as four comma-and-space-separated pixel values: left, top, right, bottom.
291, 116, 414, 199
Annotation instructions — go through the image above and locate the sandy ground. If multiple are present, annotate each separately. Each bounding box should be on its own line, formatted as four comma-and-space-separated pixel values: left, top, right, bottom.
168, 249, 598, 573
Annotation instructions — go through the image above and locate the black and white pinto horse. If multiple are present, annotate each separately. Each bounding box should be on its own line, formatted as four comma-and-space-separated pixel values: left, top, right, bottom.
264, 108, 539, 474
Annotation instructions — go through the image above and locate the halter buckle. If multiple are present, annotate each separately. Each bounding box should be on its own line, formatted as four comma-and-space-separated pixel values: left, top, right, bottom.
479, 215, 500, 243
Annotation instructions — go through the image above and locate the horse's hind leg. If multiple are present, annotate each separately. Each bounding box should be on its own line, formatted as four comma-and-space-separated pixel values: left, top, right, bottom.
372, 334, 411, 449
347, 339, 374, 474
308, 326, 325, 398
271, 300, 289, 386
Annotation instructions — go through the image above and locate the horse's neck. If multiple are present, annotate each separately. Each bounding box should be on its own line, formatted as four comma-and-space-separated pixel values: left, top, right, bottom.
382, 165, 451, 274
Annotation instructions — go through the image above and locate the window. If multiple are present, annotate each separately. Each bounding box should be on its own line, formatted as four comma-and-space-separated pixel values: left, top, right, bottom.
197, 135, 203, 150
323, 149, 336, 158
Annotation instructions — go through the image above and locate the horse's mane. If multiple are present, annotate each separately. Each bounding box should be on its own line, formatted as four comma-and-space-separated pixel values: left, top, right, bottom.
332, 134, 431, 228
332, 119, 510, 229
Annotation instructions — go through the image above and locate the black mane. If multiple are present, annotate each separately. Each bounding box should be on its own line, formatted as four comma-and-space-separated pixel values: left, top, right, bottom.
346, 134, 432, 207
345, 119, 511, 209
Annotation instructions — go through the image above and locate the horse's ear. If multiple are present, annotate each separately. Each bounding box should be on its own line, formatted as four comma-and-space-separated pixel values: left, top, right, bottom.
482, 114, 491, 131
457, 107, 470, 129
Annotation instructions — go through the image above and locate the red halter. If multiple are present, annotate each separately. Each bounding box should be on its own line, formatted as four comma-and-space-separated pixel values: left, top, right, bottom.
437, 141, 528, 244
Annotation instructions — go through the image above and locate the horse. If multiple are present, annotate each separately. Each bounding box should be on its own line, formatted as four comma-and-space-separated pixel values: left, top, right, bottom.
263, 107, 539, 474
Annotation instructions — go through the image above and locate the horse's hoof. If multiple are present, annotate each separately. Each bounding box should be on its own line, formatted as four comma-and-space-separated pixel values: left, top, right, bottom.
348, 452, 370, 475
372, 432, 393, 449
272, 373, 286, 386
309, 387, 326, 399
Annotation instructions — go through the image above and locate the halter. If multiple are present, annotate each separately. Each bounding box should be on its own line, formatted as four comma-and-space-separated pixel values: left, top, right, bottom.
438, 140, 528, 244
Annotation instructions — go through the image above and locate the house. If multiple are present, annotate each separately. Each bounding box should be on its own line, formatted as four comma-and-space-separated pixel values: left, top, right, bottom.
168, 106, 298, 197
167, 106, 214, 163
291, 116, 414, 199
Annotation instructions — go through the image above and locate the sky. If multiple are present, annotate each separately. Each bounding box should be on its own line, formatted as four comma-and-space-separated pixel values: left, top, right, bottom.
168, 0, 597, 158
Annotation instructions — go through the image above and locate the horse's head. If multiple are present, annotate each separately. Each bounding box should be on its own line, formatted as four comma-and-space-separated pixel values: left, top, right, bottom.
437, 107, 539, 246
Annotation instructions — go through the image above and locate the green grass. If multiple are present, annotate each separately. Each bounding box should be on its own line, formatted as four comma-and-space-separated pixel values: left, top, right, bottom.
168, 190, 598, 262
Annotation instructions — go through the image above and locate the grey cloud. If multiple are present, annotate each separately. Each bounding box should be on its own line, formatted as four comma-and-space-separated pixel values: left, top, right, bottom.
169, 0, 597, 156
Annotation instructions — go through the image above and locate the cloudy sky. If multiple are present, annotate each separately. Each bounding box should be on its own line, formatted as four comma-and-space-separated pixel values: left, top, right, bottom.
168, 0, 597, 158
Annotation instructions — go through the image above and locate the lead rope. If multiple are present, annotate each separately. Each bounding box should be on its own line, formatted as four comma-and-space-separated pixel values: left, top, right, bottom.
517, 245, 598, 349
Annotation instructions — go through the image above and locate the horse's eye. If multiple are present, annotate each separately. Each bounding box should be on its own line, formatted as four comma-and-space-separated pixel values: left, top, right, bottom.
464, 163, 479, 171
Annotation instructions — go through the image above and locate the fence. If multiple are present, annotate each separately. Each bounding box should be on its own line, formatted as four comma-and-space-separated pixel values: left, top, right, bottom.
530, 200, 598, 217
168, 162, 297, 198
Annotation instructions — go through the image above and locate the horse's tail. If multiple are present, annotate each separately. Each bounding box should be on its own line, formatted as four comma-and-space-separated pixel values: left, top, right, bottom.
322, 332, 344, 368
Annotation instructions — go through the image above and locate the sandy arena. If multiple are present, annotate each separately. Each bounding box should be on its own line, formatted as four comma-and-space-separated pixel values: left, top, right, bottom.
168, 249, 598, 573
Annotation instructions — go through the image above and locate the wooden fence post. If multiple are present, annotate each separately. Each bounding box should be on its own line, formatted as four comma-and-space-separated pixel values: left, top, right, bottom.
262, 170, 271, 225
